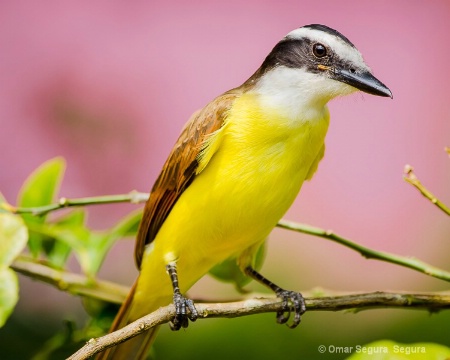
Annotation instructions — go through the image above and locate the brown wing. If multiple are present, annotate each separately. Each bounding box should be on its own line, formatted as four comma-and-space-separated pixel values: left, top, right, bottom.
134, 90, 240, 268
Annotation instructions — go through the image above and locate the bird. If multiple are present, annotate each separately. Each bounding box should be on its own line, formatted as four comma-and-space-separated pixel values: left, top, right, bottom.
98, 24, 392, 359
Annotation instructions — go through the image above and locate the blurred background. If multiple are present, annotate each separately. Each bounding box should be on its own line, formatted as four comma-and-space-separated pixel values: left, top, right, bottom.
1, 1, 449, 359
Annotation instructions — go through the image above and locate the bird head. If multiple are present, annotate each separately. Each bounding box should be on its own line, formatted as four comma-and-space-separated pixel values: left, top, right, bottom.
248, 24, 392, 105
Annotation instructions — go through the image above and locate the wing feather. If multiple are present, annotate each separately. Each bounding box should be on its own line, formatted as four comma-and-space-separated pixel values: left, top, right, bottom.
135, 91, 240, 267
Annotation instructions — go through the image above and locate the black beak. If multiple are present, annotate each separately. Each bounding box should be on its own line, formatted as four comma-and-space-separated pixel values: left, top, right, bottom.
334, 68, 393, 98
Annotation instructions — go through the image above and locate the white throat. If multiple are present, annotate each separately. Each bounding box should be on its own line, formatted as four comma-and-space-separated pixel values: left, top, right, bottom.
253, 66, 356, 122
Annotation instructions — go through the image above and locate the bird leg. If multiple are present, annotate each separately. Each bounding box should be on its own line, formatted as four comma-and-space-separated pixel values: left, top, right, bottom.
244, 266, 306, 328
166, 263, 198, 330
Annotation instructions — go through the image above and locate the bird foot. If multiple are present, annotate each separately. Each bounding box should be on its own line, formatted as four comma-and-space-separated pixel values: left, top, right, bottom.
275, 289, 306, 328
170, 293, 198, 331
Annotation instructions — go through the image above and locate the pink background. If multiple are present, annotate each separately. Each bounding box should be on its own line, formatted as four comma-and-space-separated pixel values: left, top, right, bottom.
1, 1, 449, 356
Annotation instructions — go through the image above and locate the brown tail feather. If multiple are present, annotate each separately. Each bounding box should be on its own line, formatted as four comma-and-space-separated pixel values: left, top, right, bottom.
96, 280, 160, 360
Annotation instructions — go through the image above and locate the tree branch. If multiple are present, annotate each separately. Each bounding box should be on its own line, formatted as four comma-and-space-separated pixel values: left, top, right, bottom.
11, 255, 128, 304
2, 191, 149, 216
68, 291, 450, 360
403, 164, 450, 216
277, 220, 450, 282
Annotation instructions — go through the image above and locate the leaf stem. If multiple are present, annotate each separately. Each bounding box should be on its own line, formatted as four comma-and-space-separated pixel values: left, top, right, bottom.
277, 219, 450, 282
3, 191, 149, 216
403, 164, 450, 216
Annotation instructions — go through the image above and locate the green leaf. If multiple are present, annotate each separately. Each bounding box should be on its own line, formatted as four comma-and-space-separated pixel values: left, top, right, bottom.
55, 209, 86, 227
17, 157, 66, 256
76, 209, 142, 276
82, 209, 142, 276
17, 157, 66, 208
0, 214, 27, 328
32, 222, 95, 275
46, 240, 73, 269
29, 209, 139, 277
0, 213, 28, 267
209, 241, 266, 291
110, 209, 142, 238
77, 232, 108, 278
31, 218, 125, 278
45, 210, 86, 268
0, 268, 19, 328
0, 193, 9, 214
346, 340, 450, 360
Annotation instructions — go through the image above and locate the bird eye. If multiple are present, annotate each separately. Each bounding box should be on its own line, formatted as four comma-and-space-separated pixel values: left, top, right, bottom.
313, 43, 327, 58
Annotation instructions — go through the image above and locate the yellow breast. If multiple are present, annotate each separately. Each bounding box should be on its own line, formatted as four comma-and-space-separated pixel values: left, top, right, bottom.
159, 93, 328, 278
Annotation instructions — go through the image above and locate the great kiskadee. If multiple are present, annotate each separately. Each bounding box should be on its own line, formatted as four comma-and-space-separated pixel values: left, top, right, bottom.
98, 24, 392, 359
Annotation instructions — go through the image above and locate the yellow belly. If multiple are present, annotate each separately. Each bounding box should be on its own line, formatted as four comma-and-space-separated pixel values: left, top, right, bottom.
132, 93, 329, 318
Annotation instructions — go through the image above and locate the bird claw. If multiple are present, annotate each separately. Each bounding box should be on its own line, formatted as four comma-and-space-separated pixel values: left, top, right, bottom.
170, 293, 198, 331
275, 289, 306, 329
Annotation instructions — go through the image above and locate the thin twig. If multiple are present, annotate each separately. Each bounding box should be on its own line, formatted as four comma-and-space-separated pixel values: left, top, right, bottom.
68, 291, 450, 360
403, 165, 450, 216
2, 191, 149, 216
11, 256, 128, 304
277, 219, 450, 282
